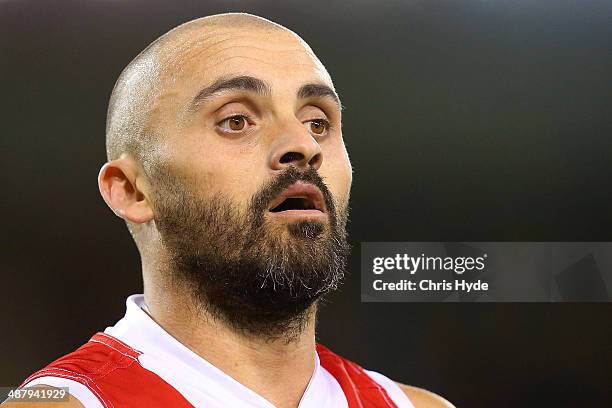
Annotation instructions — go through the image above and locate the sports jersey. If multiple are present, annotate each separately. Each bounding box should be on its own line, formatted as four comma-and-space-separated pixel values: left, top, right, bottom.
21, 295, 414, 408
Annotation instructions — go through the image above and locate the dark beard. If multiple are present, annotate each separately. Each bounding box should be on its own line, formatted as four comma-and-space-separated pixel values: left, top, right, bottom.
148, 164, 350, 341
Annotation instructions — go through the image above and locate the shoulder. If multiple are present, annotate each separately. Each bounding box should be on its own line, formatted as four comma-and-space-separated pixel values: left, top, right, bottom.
1, 385, 84, 408
396, 383, 455, 408
316, 344, 455, 408
13, 333, 192, 408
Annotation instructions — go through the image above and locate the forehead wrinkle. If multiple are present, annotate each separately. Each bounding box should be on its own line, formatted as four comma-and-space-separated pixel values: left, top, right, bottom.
199, 55, 324, 74
166, 34, 252, 67
159, 26, 313, 69
200, 47, 317, 69
159, 35, 234, 67
206, 41, 316, 55
160, 29, 290, 67
158, 37, 316, 92
174, 44, 317, 80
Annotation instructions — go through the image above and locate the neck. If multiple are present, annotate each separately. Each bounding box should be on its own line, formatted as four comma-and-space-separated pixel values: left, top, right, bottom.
143, 280, 318, 408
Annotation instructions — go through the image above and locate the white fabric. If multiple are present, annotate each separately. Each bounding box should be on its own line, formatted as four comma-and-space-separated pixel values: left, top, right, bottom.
27, 294, 414, 407
366, 370, 415, 407
23, 376, 104, 408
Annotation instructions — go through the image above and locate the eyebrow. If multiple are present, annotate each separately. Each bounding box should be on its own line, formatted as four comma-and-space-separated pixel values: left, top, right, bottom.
297, 84, 342, 110
189, 75, 342, 112
190, 75, 271, 110
297, 83, 342, 110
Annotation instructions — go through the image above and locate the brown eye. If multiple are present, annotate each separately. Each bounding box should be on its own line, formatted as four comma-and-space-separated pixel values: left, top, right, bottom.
308, 119, 328, 135
229, 116, 245, 130
219, 115, 248, 132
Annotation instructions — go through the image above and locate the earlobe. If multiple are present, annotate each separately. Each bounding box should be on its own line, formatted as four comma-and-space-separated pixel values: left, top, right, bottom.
97, 159, 154, 224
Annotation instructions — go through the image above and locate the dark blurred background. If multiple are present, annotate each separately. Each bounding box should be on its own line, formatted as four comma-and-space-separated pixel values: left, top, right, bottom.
2, 0, 611, 406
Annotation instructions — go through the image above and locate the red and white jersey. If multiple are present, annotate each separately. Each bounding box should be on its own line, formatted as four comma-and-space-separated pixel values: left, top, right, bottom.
21, 295, 415, 408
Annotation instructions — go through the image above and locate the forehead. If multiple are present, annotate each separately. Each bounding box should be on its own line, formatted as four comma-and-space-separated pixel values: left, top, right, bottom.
158, 27, 333, 94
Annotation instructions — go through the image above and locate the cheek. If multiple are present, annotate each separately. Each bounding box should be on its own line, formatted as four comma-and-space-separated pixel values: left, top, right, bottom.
322, 144, 353, 205
203, 162, 263, 208
175, 133, 262, 198
342, 146, 353, 194
157, 123, 271, 218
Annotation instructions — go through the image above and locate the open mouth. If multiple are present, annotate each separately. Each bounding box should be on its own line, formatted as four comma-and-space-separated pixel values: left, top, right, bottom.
267, 181, 326, 215
270, 197, 318, 212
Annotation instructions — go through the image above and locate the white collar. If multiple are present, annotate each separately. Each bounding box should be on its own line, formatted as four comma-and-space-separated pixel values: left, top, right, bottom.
104, 294, 347, 408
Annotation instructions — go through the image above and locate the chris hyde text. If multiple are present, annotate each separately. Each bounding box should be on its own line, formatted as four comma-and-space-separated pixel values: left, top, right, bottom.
373, 279, 489, 293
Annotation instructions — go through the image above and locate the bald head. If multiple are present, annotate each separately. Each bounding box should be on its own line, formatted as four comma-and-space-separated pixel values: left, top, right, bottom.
99, 14, 352, 339
105, 13, 307, 167
99, 11, 348, 258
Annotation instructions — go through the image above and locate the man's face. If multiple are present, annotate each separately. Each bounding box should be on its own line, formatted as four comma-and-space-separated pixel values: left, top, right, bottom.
144, 26, 352, 338
150, 26, 351, 220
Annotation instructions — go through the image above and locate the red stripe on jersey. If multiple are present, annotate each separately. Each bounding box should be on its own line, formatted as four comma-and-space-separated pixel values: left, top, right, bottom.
22, 333, 397, 407
21, 333, 193, 407
317, 344, 398, 408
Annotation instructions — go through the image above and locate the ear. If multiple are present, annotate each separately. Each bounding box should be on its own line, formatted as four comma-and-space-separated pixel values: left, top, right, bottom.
97, 157, 154, 224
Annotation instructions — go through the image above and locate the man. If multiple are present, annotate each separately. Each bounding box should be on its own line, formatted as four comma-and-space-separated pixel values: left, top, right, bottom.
4, 13, 453, 408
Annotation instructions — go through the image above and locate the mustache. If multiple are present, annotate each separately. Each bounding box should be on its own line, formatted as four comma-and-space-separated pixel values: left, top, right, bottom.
250, 166, 336, 217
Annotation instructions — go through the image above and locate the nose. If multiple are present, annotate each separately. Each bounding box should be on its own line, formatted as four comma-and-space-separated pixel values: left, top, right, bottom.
269, 121, 323, 171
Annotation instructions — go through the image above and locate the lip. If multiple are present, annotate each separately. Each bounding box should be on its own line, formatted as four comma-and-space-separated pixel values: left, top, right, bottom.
267, 181, 327, 214
267, 209, 327, 220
